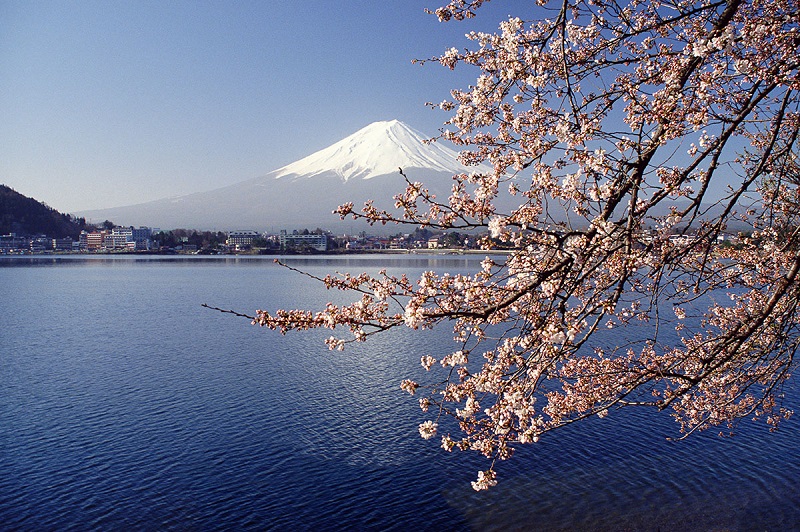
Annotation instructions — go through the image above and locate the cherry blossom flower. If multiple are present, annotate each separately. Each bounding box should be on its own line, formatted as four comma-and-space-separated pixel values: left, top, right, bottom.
419, 421, 439, 440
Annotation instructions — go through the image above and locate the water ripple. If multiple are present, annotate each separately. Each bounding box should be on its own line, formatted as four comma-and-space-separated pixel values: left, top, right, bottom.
1, 256, 798, 530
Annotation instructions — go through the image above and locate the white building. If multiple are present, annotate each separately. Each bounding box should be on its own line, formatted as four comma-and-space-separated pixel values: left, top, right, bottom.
279, 231, 328, 252
105, 231, 131, 250
227, 230, 261, 250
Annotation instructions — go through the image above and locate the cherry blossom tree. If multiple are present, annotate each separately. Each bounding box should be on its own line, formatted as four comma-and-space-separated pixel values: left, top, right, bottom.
250, 0, 800, 489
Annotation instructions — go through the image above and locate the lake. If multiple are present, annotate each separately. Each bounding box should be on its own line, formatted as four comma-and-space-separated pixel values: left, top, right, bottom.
1, 255, 798, 530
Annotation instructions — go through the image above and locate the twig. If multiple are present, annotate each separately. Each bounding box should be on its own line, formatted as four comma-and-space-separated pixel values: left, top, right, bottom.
202, 303, 256, 320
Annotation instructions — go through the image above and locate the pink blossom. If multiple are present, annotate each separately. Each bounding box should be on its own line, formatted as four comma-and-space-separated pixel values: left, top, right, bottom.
418, 421, 438, 440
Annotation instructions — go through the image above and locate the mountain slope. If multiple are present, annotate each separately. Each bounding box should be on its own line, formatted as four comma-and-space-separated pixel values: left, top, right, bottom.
79, 120, 492, 231
0, 185, 92, 238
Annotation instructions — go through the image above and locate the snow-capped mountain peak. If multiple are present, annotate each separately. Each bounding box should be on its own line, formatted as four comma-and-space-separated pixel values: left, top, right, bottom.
271, 119, 487, 182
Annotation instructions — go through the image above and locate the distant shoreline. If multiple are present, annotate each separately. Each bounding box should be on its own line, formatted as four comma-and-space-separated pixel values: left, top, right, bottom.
1, 247, 514, 257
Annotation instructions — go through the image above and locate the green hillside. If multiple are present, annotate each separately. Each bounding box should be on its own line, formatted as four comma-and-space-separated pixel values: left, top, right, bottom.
0, 185, 92, 238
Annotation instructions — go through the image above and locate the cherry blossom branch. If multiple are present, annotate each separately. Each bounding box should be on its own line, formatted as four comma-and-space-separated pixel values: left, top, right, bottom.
248, 0, 800, 490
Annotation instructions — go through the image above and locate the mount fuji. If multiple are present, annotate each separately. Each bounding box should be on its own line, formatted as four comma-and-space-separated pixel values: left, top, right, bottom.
78, 120, 492, 232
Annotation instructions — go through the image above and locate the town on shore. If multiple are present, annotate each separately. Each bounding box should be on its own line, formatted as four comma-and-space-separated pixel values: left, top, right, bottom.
0, 224, 492, 255
2, 222, 747, 257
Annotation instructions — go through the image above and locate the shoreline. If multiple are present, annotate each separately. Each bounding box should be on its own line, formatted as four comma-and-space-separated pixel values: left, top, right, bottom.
0, 247, 515, 258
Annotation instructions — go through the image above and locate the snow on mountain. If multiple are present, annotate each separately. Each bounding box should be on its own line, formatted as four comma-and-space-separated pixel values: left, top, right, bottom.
271, 119, 489, 181
77, 120, 492, 232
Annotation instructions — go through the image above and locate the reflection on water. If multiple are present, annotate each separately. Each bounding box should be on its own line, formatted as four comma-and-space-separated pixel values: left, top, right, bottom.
0, 255, 798, 530
0, 253, 501, 273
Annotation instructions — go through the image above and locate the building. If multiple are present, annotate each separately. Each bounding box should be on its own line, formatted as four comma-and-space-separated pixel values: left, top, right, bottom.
82, 230, 108, 251
104, 231, 131, 251
227, 230, 261, 250
279, 231, 328, 252
0, 233, 28, 252
29, 235, 50, 252
130, 227, 154, 250
52, 237, 74, 251
76, 227, 154, 251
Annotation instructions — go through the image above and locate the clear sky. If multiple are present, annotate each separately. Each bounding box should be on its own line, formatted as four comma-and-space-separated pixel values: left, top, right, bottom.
1, 0, 523, 213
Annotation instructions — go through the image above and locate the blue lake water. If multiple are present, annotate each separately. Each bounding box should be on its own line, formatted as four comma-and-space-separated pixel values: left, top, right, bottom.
1, 254, 798, 530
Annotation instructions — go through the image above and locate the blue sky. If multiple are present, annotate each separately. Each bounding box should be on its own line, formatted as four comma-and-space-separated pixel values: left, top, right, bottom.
1, 0, 522, 212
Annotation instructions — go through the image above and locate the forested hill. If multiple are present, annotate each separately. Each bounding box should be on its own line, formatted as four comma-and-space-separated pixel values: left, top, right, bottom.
0, 185, 92, 238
